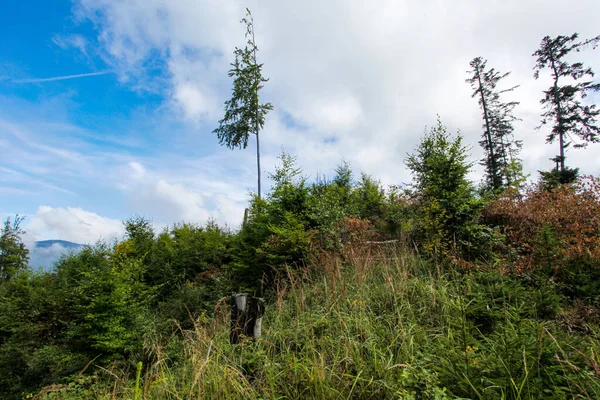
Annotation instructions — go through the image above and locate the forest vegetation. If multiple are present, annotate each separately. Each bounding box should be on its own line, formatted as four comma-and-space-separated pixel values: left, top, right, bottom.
1, 15, 600, 400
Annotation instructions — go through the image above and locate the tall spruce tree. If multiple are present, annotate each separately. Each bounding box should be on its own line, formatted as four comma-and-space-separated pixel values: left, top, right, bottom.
214, 8, 273, 199
467, 57, 522, 191
533, 33, 600, 176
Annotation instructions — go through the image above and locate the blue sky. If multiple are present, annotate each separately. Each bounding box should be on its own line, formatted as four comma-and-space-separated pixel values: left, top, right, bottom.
1, 0, 600, 249
1, 1, 250, 244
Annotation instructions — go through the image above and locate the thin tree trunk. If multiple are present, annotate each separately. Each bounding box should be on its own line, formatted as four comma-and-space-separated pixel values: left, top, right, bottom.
551, 60, 565, 173
500, 134, 511, 186
476, 68, 500, 189
250, 14, 262, 199
256, 124, 261, 199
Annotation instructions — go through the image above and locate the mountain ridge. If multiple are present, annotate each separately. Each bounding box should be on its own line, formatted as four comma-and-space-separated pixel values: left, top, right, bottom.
34, 240, 84, 249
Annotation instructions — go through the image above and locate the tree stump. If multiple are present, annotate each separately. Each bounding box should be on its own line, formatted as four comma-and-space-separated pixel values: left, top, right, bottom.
230, 294, 265, 344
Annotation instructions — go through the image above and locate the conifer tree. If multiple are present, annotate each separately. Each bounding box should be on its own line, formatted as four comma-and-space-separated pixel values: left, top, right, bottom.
533, 33, 600, 176
467, 57, 522, 191
406, 119, 483, 255
214, 8, 273, 198
0, 216, 29, 284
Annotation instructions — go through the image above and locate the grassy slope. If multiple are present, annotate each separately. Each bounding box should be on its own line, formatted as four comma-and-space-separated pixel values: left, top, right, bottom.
39, 250, 600, 399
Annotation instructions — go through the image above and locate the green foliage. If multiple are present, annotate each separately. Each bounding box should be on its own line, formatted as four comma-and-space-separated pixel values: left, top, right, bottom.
156, 274, 230, 331
45, 253, 600, 400
0, 215, 29, 284
0, 269, 85, 399
353, 173, 386, 221
124, 215, 155, 253
467, 57, 522, 192
305, 162, 357, 251
134, 361, 143, 400
159, 222, 233, 289
256, 211, 314, 269
5, 149, 600, 399
533, 33, 600, 172
538, 166, 580, 190
116, 217, 234, 301
234, 153, 314, 286
213, 8, 273, 198
59, 245, 153, 356
213, 8, 273, 151
0, 216, 237, 398
234, 154, 396, 287
406, 119, 491, 257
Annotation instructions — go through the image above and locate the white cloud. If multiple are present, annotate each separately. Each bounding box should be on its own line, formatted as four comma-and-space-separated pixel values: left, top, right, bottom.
29, 243, 83, 270
27, 206, 125, 244
173, 82, 214, 121
52, 34, 89, 55
13, 71, 113, 84
5, 0, 600, 240
128, 161, 146, 178
298, 94, 364, 133
118, 160, 247, 228
71, 0, 600, 189
0, 99, 252, 232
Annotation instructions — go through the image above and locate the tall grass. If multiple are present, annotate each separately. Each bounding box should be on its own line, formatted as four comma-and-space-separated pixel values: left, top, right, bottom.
38, 245, 600, 399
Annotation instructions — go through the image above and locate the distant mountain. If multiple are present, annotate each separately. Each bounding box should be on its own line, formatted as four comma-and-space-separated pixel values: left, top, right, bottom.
30, 240, 85, 270
35, 240, 84, 250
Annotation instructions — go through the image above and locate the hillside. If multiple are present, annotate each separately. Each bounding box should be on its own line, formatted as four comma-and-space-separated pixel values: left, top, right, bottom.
1, 140, 600, 399
35, 249, 600, 399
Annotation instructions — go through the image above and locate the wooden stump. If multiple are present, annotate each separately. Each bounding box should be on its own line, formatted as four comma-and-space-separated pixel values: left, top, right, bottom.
246, 296, 266, 338
230, 294, 265, 344
230, 293, 247, 344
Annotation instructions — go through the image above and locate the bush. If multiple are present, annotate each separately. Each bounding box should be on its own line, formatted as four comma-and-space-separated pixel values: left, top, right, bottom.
406, 119, 493, 259
484, 176, 600, 299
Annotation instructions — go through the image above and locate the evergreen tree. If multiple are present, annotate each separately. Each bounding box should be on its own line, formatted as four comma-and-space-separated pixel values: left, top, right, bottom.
0, 216, 29, 284
466, 57, 522, 191
406, 119, 484, 255
214, 8, 273, 199
333, 161, 353, 188
538, 166, 580, 191
533, 33, 600, 175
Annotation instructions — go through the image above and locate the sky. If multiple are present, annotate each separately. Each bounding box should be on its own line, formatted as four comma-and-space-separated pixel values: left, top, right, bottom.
1, 0, 600, 253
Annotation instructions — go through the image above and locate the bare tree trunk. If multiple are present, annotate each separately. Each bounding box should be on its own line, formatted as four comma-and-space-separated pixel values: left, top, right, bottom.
250, 14, 262, 200
256, 125, 261, 199
476, 67, 500, 189
551, 61, 565, 173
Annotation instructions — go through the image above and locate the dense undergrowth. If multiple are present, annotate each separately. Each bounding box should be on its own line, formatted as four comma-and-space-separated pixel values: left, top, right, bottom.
2, 122, 600, 399
35, 249, 600, 399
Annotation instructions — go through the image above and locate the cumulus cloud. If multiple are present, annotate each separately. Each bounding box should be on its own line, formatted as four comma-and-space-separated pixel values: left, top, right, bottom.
118, 160, 247, 228
173, 82, 215, 121
27, 206, 124, 243
71, 0, 600, 189
5, 0, 600, 243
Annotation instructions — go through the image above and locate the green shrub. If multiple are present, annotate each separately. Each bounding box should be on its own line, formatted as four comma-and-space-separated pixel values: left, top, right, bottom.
406, 119, 494, 260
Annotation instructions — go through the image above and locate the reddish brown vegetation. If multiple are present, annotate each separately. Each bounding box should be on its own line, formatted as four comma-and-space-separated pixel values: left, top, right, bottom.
484, 177, 600, 278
